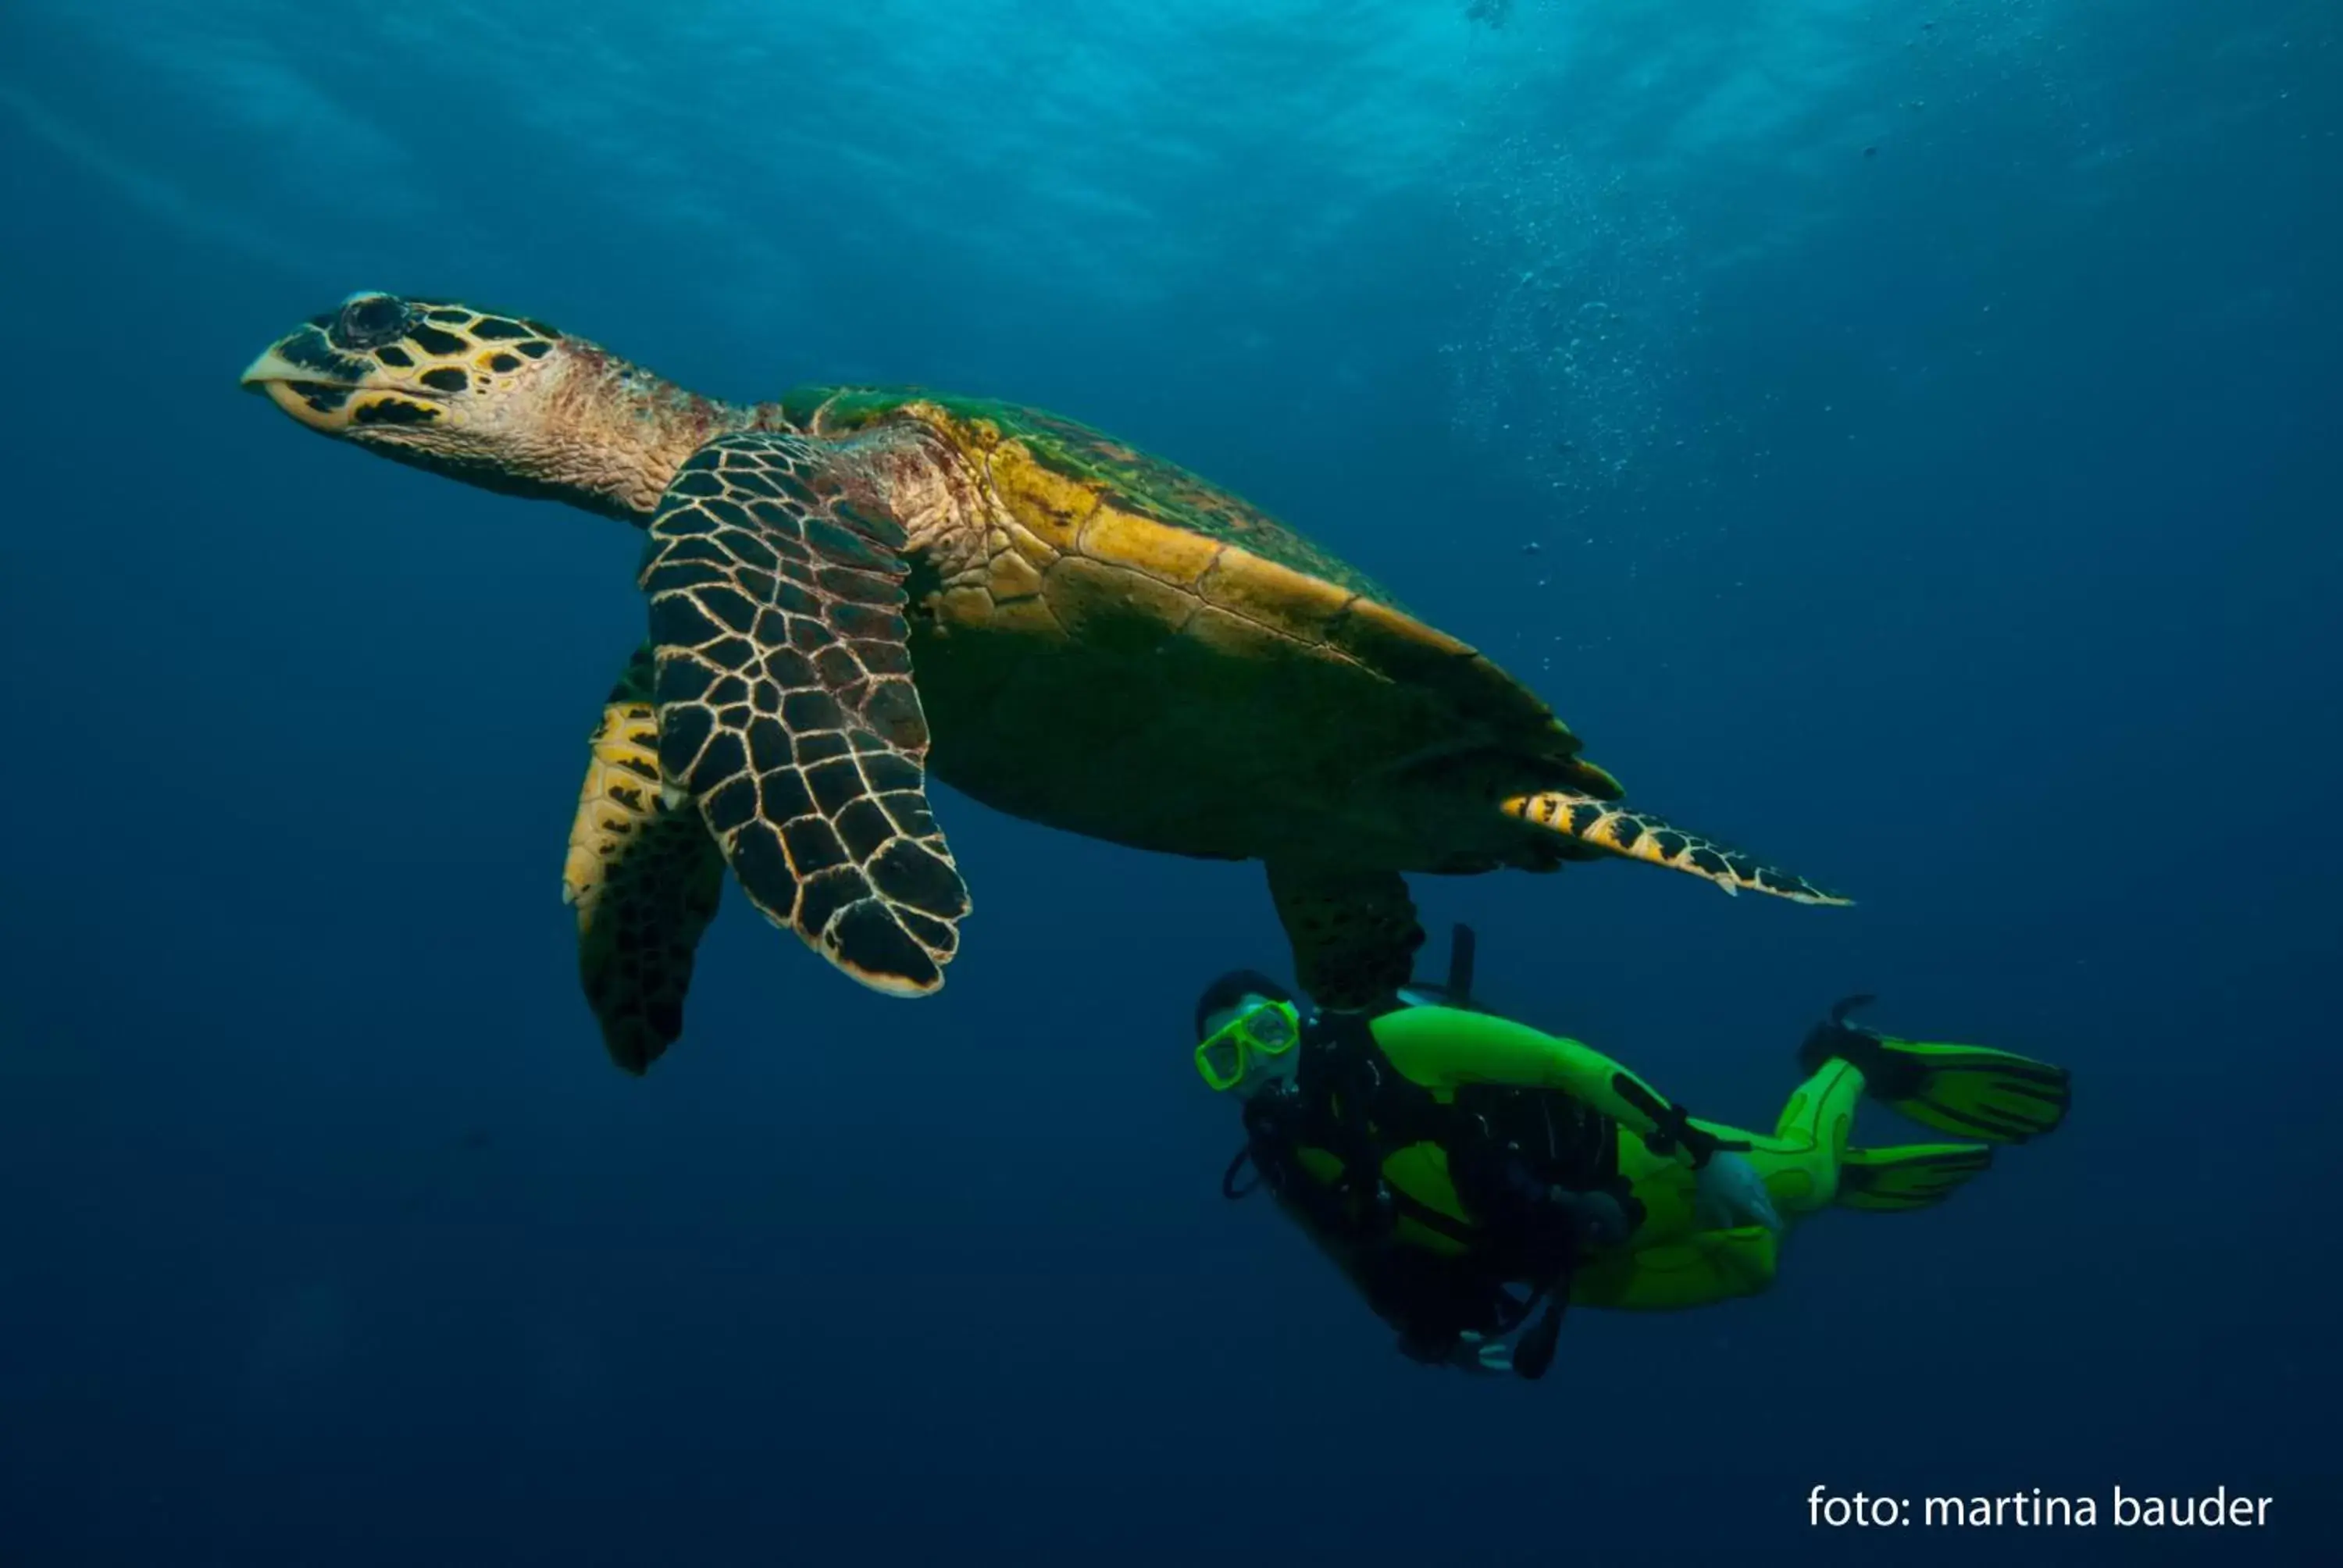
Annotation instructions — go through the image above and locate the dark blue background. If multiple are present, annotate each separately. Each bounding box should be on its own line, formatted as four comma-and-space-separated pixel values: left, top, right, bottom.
2, 2, 2335, 1563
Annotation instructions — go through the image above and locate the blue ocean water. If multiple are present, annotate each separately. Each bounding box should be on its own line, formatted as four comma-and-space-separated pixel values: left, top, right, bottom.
1, 1, 2335, 1562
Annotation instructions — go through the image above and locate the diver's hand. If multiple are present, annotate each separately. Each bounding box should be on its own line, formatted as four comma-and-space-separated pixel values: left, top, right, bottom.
1398, 1329, 1510, 1374
1693, 1151, 1782, 1234
1452, 1331, 1512, 1375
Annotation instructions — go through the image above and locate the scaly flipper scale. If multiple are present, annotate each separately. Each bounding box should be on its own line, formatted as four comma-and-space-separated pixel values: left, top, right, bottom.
1502, 790, 1849, 905
564, 645, 726, 1073
1265, 861, 1426, 1010
643, 432, 969, 994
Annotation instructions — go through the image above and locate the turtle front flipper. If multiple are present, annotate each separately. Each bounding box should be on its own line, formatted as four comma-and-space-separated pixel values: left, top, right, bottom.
1265, 861, 1426, 1010
564, 645, 726, 1074
1501, 790, 1850, 906
644, 432, 970, 995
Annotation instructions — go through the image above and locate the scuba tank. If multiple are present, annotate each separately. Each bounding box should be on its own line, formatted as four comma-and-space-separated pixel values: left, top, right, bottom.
1389, 921, 1598, 1381
1393, 922, 1484, 1013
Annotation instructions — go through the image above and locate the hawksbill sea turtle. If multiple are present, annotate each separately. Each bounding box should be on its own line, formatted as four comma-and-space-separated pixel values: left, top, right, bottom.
241, 292, 1848, 1072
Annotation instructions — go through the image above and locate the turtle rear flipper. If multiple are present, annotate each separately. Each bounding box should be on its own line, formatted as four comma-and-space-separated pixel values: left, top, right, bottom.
564, 644, 725, 1074
644, 432, 970, 995
1266, 861, 1425, 1010
1501, 790, 1850, 906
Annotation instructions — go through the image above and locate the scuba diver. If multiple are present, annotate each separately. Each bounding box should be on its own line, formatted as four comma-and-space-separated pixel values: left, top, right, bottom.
1196, 926, 2072, 1380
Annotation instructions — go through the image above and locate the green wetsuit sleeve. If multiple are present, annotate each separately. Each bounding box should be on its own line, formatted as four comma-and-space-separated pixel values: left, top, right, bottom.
1369, 1006, 1704, 1169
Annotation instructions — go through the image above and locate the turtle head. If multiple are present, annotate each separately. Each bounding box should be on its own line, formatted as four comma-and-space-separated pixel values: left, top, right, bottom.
241, 292, 738, 519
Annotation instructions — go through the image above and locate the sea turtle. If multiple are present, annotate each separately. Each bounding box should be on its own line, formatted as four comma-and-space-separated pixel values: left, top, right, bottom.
241, 292, 1847, 1072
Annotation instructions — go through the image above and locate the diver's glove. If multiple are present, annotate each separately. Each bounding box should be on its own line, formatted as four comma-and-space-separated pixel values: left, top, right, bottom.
1692, 1150, 1783, 1235
1450, 1332, 1514, 1376
1395, 1327, 1510, 1374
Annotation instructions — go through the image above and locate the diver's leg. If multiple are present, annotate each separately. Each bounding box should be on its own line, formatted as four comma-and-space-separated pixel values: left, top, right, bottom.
1740, 1059, 1864, 1217
1575, 1111, 1797, 1313
1571, 1228, 1781, 1312
1767, 1054, 1999, 1214
1574, 1066, 1859, 1315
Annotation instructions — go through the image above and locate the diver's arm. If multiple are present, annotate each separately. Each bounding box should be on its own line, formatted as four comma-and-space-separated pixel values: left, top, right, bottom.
1371, 1007, 1725, 1168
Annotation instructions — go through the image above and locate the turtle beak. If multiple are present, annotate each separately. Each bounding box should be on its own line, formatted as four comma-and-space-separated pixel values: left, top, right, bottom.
240, 331, 372, 432
238, 342, 320, 391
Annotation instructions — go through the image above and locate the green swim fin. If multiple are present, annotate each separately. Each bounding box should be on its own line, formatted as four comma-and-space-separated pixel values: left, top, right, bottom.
1800, 996, 2072, 1144
1838, 1143, 1995, 1213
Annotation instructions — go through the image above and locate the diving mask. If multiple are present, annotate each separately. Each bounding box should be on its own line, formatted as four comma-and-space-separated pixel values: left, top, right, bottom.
1194, 999, 1301, 1092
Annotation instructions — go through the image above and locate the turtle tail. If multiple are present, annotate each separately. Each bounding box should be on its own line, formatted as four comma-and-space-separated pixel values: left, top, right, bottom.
1500, 791, 1850, 906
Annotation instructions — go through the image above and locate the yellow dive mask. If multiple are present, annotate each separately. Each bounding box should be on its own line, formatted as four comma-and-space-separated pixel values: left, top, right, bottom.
1194, 999, 1302, 1092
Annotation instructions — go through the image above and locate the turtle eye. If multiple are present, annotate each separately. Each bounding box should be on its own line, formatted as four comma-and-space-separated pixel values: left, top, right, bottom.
336, 294, 411, 349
